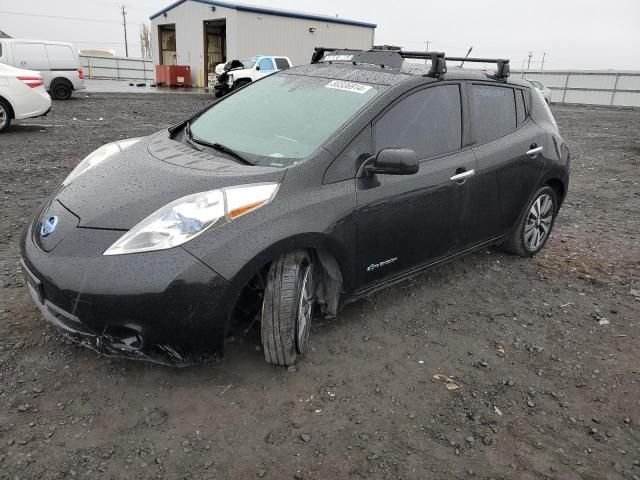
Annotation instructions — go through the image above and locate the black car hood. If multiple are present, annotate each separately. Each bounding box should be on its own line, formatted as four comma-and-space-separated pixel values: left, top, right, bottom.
56, 132, 286, 229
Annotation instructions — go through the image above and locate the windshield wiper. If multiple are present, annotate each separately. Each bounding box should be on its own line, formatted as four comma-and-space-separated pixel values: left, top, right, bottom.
185, 121, 253, 165
208, 142, 253, 165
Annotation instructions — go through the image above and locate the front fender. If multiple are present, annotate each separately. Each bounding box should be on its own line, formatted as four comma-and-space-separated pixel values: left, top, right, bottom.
226, 232, 353, 294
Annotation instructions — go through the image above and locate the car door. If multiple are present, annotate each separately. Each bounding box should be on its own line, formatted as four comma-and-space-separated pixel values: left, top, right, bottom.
45, 44, 79, 88
12, 42, 52, 86
256, 57, 276, 79
354, 83, 476, 290
466, 84, 546, 241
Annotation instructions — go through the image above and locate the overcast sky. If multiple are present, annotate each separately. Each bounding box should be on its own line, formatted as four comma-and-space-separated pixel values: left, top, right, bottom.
1, 0, 638, 70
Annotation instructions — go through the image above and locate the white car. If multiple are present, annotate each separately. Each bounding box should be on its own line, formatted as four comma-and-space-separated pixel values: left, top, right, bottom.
527, 79, 552, 104
213, 55, 292, 97
0, 63, 51, 133
0, 38, 85, 100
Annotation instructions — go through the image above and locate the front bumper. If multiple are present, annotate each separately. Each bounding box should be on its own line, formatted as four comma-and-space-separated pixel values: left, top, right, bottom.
20, 206, 240, 365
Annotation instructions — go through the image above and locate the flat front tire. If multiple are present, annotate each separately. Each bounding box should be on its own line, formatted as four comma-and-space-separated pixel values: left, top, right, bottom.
261, 251, 314, 366
502, 186, 557, 257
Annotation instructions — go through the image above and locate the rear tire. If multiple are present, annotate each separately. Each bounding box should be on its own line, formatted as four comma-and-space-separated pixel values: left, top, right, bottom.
0, 99, 11, 133
502, 186, 557, 257
50, 81, 73, 100
261, 250, 314, 366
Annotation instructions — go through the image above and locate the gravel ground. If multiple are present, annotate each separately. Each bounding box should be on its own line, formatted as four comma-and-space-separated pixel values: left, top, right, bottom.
0, 93, 639, 480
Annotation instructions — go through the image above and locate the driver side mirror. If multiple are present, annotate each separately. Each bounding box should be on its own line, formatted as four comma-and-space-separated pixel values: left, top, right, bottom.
364, 148, 419, 176
255, 64, 261, 71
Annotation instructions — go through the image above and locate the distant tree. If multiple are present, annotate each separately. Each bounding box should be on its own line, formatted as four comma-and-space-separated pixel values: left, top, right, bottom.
140, 23, 152, 59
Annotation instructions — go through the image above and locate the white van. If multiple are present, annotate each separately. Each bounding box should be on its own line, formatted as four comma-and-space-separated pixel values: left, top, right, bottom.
0, 39, 85, 100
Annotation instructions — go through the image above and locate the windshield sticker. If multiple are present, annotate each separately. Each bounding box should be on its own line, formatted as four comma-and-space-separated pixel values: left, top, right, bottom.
324, 54, 354, 62
324, 80, 372, 94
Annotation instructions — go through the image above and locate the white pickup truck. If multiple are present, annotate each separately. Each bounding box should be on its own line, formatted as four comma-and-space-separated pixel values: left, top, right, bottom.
213, 55, 292, 97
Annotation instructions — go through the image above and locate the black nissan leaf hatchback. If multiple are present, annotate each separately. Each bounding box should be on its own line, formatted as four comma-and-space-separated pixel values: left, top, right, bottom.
21, 49, 569, 366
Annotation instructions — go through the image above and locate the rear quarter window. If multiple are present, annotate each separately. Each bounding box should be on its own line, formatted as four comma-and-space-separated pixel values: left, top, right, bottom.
471, 84, 517, 143
515, 89, 526, 125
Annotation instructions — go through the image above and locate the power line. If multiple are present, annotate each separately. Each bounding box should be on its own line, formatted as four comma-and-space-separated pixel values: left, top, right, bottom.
0, 10, 141, 26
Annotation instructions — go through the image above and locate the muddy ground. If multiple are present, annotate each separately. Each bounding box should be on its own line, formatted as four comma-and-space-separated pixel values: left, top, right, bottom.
0, 93, 639, 480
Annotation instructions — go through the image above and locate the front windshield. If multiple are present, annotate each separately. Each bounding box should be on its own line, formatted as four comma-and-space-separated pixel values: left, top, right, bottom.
190, 74, 380, 165
240, 57, 257, 69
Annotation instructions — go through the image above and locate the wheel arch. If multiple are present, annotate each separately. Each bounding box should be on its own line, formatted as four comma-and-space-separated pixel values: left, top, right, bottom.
0, 95, 15, 118
228, 233, 351, 320
233, 77, 252, 88
51, 76, 74, 90
545, 178, 566, 210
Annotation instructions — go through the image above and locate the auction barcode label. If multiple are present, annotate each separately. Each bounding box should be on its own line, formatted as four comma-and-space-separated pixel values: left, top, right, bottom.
324, 80, 372, 94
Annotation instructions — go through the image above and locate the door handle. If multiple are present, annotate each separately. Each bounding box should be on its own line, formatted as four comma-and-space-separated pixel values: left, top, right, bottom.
526, 145, 543, 156
450, 169, 475, 182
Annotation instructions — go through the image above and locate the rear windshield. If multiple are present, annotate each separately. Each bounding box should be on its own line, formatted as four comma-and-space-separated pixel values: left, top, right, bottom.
190, 74, 380, 164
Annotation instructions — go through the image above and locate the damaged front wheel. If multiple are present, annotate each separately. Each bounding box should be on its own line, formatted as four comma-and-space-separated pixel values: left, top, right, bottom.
261, 250, 314, 366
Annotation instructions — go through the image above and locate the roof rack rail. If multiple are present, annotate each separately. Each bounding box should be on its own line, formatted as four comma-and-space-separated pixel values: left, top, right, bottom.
311, 47, 448, 78
311, 47, 509, 79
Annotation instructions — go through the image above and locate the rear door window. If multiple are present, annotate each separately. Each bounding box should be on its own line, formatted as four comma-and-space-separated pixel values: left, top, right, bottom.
274, 58, 290, 69
374, 84, 462, 159
470, 85, 517, 143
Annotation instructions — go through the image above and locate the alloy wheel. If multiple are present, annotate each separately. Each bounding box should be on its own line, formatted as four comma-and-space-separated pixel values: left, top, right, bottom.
296, 264, 313, 354
0, 105, 7, 130
524, 193, 553, 251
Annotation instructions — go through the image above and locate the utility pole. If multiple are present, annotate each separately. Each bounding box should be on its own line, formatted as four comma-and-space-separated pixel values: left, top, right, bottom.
121, 5, 129, 57
527, 51, 533, 70
424, 40, 430, 64
541, 52, 547, 70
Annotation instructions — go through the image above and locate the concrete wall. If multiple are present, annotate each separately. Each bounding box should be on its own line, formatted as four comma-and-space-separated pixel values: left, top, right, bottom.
150, 1, 374, 86
151, 2, 239, 87
513, 70, 640, 107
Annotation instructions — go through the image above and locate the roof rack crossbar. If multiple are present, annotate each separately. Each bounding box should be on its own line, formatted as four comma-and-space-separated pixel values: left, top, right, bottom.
396, 51, 447, 78
446, 57, 510, 78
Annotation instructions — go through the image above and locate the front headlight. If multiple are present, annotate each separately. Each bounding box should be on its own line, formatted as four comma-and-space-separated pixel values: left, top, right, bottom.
103, 183, 279, 256
63, 138, 141, 186
227, 74, 234, 85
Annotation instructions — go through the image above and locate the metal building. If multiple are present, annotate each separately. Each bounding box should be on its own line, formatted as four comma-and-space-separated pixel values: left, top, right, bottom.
149, 0, 376, 87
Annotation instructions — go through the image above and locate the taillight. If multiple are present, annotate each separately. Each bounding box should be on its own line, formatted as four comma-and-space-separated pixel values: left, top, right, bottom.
17, 76, 44, 88
78, 68, 84, 79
